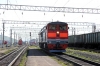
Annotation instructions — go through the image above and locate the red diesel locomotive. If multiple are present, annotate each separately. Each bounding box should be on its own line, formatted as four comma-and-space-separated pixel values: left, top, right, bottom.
18, 39, 23, 45
38, 21, 68, 52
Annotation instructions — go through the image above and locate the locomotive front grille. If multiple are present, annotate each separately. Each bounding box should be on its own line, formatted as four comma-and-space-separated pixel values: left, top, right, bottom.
56, 42, 61, 48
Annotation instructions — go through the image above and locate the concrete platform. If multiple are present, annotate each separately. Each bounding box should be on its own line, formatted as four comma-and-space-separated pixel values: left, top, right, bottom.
26, 48, 62, 66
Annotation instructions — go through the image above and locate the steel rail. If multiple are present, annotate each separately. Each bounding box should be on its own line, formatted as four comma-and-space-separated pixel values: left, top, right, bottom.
42, 49, 100, 66
8, 46, 27, 66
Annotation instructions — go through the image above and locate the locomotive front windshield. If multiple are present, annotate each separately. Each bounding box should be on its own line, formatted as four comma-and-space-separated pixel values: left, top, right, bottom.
59, 25, 66, 30
49, 25, 56, 30
48, 24, 67, 30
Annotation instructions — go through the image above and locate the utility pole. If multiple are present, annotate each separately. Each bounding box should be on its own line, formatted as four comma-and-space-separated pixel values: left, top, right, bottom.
10, 29, 12, 47
30, 32, 31, 41
92, 24, 96, 33
73, 28, 76, 45
16, 33, 17, 45
1, 32, 2, 47
14, 31, 15, 46
2, 23, 4, 48
1, 32, 2, 41
7, 0, 8, 10
74, 28, 75, 36
72, 27, 73, 35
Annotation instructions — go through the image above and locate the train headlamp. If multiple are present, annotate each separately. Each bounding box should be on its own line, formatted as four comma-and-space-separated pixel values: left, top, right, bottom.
57, 31, 59, 34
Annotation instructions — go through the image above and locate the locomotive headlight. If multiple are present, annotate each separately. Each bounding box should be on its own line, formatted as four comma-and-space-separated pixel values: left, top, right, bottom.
57, 31, 59, 34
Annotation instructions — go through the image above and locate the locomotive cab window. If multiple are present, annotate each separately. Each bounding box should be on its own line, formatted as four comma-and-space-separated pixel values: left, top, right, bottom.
59, 25, 66, 30
49, 25, 56, 30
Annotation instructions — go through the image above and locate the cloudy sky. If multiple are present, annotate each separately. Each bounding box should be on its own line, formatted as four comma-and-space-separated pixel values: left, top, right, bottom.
0, 0, 100, 22
0, 0, 100, 40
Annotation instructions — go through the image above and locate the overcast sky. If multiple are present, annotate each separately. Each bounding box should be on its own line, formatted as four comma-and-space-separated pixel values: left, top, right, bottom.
0, 0, 100, 22
0, 0, 100, 40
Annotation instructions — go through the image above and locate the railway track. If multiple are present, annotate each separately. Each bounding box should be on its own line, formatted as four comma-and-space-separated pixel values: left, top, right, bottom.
55, 53, 100, 66
0, 46, 28, 66
42, 49, 100, 66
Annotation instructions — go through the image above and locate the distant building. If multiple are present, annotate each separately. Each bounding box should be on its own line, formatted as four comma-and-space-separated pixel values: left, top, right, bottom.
29, 39, 36, 45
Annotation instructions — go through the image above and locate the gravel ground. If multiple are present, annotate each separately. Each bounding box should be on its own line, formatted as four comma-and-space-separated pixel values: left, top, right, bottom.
0, 46, 18, 56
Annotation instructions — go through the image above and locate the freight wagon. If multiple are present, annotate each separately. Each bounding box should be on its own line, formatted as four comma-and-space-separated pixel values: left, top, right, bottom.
68, 32, 100, 49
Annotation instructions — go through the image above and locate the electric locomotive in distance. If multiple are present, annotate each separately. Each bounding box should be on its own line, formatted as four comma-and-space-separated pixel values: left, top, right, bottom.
38, 21, 68, 52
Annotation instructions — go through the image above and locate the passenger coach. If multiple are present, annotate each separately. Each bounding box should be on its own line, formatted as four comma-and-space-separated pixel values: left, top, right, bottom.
38, 21, 69, 52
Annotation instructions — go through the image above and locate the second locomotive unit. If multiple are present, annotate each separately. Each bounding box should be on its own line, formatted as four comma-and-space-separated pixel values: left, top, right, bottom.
38, 21, 69, 52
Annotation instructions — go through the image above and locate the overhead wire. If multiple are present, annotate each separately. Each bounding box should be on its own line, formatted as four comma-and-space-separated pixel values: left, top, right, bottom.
15, 0, 18, 4
49, 0, 94, 35
69, 0, 94, 34
63, 0, 70, 7
15, 0, 23, 15
7, 0, 23, 39
51, 0, 94, 21
50, 0, 70, 21
92, 1, 100, 24
53, 0, 59, 6
39, 0, 60, 38
43, 0, 59, 22
8, 0, 20, 20
70, 0, 93, 21
48, 0, 59, 21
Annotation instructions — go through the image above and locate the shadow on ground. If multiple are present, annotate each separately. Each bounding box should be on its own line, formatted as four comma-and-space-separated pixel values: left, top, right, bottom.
27, 49, 48, 56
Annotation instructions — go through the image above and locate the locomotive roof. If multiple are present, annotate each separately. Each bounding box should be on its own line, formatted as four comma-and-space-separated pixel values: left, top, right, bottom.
38, 21, 68, 34
47, 21, 67, 25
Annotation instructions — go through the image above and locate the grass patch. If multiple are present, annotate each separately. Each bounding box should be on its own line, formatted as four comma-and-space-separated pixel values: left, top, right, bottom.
67, 47, 100, 53
66, 48, 100, 63
51, 56, 67, 66
19, 52, 27, 66
66, 48, 100, 55
28, 45, 38, 49
4, 49, 15, 54
0, 47, 18, 55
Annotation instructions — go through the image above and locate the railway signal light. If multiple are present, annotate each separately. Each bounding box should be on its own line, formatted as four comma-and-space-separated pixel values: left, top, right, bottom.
30, 32, 31, 36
